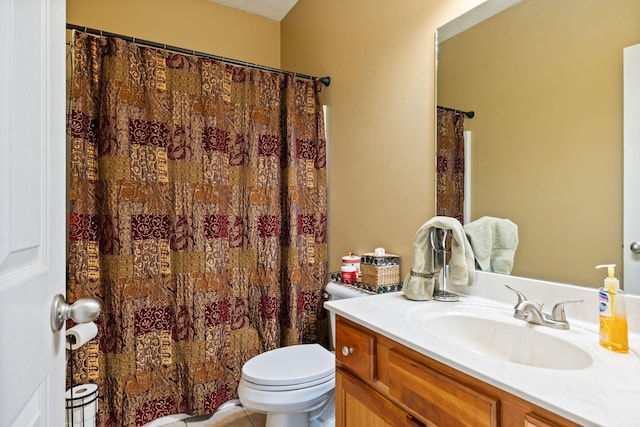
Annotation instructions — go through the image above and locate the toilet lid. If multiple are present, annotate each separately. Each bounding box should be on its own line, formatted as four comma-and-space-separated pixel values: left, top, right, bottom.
242, 344, 335, 387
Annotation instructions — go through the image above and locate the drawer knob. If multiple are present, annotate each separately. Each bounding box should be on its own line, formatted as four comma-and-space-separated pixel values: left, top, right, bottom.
341, 346, 354, 356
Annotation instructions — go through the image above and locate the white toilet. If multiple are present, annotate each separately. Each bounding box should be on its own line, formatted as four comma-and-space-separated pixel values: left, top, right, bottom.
143, 282, 368, 427
237, 282, 369, 427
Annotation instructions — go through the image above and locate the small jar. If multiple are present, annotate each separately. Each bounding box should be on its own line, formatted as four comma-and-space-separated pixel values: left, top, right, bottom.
342, 253, 361, 277
340, 265, 357, 285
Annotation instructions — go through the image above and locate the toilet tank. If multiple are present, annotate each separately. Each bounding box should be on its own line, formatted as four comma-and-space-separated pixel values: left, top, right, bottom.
325, 281, 369, 350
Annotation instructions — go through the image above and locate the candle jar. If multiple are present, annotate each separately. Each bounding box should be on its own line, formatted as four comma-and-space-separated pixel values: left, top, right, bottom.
342, 253, 361, 278
340, 265, 357, 284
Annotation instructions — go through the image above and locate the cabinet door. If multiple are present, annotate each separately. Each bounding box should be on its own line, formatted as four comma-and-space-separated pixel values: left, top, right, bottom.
388, 350, 498, 427
336, 368, 424, 427
524, 413, 564, 427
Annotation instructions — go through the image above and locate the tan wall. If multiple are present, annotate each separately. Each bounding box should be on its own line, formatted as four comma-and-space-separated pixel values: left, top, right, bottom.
66, 0, 490, 280
67, 0, 281, 68
438, 0, 640, 287
282, 0, 484, 276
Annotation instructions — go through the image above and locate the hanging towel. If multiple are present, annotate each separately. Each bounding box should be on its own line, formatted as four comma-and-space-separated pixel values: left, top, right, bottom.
464, 216, 519, 274
403, 216, 476, 301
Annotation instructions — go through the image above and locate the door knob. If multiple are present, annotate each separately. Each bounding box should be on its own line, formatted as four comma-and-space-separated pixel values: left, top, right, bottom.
631, 241, 640, 254
50, 294, 101, 332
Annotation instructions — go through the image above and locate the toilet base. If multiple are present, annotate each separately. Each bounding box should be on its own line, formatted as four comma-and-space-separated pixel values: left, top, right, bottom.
265, 411, 335, 427
263, 396, 335, 427
266, 412, 310, 427
309, 393, 335, 427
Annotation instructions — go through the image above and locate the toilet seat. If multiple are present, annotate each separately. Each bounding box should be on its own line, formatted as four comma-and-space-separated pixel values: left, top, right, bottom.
241, 344, 335, 391
242, 372, 334, 392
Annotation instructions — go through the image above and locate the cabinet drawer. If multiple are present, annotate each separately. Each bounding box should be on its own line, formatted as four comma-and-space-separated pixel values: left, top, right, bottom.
389, 350, 498, 427
335, 317, 376, 381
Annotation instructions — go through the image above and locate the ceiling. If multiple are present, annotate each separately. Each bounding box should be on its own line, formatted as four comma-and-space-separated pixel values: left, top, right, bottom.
210, 0, 299, 21
437, 0, 521, 42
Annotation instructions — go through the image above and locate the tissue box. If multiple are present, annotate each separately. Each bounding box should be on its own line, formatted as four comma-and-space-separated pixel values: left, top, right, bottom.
359, 253, 401, 293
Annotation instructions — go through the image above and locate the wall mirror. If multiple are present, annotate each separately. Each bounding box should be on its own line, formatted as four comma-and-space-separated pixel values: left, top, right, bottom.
436, 0, 640, 291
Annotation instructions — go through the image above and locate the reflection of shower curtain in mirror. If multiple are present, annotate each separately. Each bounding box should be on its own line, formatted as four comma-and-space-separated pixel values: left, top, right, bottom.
436, 109, 465, 223
67, 31, 328, 425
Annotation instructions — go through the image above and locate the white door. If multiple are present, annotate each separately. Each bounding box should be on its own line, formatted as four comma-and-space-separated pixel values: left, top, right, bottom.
624, 43, 640, 295
0, 0, 67, 426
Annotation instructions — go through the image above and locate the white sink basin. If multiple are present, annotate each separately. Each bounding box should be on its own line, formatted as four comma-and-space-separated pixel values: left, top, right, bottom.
406, 304, 593, 370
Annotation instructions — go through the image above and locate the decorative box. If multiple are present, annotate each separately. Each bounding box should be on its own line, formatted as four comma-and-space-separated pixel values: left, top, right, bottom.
358, 253, 402, 293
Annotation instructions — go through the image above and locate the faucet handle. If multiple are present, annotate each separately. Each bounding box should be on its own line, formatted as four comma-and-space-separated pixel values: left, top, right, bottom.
551, 300, 583, 322
505, 285, 528, 308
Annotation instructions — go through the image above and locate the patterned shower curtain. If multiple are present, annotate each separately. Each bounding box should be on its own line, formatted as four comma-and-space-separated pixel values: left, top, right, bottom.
67, 32, 327, 426
436, 108, 465, 223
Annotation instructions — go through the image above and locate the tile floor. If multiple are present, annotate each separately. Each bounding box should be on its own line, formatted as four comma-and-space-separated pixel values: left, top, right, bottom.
161, 404, 266, 427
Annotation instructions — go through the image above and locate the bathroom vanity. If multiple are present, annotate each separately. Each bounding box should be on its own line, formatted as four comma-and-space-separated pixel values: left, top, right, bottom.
325, 273, 640, 426
335, 316, 577, 426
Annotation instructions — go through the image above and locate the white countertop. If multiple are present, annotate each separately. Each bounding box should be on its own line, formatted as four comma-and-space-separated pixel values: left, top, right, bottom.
324, 272, 640, 427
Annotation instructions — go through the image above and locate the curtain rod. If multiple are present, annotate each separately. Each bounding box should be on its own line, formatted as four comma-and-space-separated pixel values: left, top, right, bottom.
66, 24, 331, 87
437, 105, 475, 119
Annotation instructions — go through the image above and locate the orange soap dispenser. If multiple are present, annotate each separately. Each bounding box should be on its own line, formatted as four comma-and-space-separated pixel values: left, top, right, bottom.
596, 264, 628, 353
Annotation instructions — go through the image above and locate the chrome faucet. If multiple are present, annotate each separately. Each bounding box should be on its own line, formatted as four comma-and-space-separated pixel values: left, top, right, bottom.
505, 285, 582, 330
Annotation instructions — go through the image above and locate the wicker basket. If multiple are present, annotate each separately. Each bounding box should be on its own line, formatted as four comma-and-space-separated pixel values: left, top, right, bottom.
358, 253, 401, 293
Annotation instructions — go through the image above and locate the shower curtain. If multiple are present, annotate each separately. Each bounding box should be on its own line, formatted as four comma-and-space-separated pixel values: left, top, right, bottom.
436, 108, 465, 223
67, 32, 327, 426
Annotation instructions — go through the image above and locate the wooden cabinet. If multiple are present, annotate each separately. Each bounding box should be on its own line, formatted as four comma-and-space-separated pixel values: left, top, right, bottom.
335, 317, 375, 381
336, 369, 421, 426
335, 316, 581, 427
388, 350, 498, 426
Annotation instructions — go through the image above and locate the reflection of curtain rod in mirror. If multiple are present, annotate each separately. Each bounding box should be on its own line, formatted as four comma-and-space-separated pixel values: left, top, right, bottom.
437, 105, 475, 119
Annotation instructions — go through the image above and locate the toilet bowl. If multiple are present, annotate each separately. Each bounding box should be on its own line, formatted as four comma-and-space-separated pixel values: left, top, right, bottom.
237, 282, 369, 427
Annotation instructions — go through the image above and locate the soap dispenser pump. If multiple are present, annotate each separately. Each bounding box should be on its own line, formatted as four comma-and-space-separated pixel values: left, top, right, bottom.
596, 264, 628, 353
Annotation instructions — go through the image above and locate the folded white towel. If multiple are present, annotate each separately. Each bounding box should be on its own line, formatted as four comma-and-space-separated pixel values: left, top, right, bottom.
403, 216, 476, 301
464, 216, 518, 274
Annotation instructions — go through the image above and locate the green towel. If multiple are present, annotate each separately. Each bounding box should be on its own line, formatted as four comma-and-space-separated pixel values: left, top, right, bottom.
464, 216, 519, 274
403, 216, 476, 301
